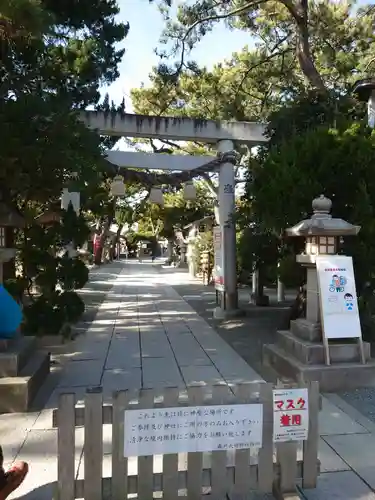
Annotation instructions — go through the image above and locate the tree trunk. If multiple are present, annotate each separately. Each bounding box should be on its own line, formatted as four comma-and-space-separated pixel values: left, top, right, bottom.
281, 0, 326, 91
94, 202, 116, 266
167, 239, 174, 263
3, 228, 15, 280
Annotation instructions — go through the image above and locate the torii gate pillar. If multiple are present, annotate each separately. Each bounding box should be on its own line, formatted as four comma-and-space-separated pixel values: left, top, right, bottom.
214, 140, 239, 318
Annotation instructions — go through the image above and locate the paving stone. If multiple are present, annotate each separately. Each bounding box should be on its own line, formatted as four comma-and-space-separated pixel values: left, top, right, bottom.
222, 371, 265, 385
142, 357, 183, 387
9, 429, 84, 500
302, 470, 375, 499
114, 327, 139, 337
319, 398, 367, 436
168, 334, 201, 350
181, 365, 224, 386
69, 339, 110, 361
173, 349, 211, 366
323, 433, 375, 489
141, 340, 174, 358
58, 359, 104, 387
102, 368, 142, 392
318, 438, 350, 473
0, 412, 39, 467
105, 348, 141, 369
109, 335, 140, 348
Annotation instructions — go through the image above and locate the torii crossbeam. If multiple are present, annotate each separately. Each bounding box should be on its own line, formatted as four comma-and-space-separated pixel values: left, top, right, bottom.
105, 150, 216, 172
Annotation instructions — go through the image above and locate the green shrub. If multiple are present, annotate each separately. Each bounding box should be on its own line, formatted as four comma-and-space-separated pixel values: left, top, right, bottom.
57, 291, 85, 322
23, 295, 65, 336
3, 277, 28, 302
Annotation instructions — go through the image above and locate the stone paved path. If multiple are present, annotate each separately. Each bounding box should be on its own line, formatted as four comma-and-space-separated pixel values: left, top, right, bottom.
50, 260, 262, 404
2, 260, 375, 499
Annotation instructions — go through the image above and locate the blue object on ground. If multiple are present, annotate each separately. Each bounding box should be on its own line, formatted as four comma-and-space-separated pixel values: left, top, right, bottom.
0, 285, 22, 338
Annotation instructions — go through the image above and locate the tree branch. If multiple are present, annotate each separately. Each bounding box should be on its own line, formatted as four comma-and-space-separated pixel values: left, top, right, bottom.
279, 0, 326, 90
201, 172, 218, 196
174, 0, 269, 76
236, 37, 292, 98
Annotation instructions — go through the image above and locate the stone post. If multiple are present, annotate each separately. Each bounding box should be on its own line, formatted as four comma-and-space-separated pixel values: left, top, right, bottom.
252, 269, 258, 295
277, 278, 286, 303
305, 265, 320, 323
217, 140, 238, 313
277, 261, 285, 302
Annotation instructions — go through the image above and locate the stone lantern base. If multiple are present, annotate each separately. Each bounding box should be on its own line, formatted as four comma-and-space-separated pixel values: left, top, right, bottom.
0, 336, 50, 413
263, 318, 375, 392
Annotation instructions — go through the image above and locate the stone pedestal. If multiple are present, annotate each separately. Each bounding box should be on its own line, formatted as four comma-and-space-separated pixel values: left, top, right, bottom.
263, 318, 375, 392
268, 194, 371, 391
0, 336, 50, 413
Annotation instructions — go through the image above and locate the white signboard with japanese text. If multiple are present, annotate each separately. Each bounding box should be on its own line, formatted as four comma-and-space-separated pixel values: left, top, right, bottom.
316, 255, 361, 339
273, 388, 309, 443
124, 404, 263, 457
213, 226, 224, 291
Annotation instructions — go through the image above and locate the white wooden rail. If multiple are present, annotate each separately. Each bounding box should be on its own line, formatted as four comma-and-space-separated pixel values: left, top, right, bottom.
53, 381, 320, 499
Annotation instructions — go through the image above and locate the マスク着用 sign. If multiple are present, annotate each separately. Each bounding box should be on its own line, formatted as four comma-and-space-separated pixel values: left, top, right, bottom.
273, 388, 309, 443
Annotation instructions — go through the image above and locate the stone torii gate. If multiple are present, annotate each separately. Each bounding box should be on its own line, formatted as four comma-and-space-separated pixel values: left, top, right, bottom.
80, 111, 267, 317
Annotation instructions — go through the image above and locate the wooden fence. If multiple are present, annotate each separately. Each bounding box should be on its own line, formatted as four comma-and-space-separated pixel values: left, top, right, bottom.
53, 381, 320, 500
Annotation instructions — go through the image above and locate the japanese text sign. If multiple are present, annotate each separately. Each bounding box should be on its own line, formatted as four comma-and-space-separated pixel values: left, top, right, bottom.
316, 255, 361, 340
273, 388, 309, 443
124, 404, 263, 457
213, 226, 224, 291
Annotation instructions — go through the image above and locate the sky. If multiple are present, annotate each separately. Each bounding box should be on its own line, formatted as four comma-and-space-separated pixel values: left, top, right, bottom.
100, 0, 252, 111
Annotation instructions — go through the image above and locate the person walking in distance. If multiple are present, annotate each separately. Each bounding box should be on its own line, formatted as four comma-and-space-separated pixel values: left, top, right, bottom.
0, 446, 28, 500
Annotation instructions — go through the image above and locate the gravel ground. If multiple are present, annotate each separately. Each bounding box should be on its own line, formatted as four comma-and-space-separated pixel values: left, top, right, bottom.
338, 387, 375, 422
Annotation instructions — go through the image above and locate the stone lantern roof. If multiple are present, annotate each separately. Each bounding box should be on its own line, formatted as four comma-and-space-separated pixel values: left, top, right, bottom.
285, 195, 360, 238
352, 78, 375, 102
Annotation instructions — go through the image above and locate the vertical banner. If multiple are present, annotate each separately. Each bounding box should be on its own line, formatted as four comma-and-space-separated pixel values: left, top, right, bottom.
316, 255, 362, 339
213, 226, 224, 291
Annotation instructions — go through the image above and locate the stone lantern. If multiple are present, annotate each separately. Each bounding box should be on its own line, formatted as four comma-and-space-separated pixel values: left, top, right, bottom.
149, 187, 164, 206
110, 175, 126, 197
0, 196, 25, 283
183, 181, 197, 201
353, 78, 375, 128
286, 194, 360, 327
262, 195, 375, 392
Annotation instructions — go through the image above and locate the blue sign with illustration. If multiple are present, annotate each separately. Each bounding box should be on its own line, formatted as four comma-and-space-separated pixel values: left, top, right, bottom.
329, 274, 347, 293
0, 285, 22, 339
344, 293, 354, 311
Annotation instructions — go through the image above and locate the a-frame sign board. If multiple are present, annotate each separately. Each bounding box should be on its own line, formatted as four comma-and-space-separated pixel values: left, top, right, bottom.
316, 255, 365, 365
